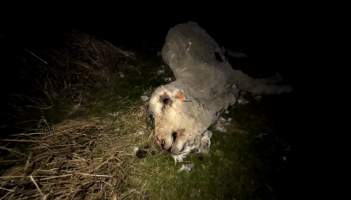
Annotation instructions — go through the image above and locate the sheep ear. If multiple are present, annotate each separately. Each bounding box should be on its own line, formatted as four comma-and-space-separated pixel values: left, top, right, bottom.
175, 91, 185, 102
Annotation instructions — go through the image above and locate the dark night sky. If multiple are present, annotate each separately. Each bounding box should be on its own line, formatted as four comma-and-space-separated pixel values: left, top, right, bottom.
1, 4, 316, 95
2, 7, 307, 81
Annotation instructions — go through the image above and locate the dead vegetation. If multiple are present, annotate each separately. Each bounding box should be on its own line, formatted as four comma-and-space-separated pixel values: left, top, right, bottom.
43, 31, 135, 90
0, 104, 152, 200
3, 31, 136, 131
0, 31, 154, 199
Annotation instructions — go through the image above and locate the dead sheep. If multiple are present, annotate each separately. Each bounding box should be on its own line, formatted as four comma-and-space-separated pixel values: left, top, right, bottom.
149, 22, 292, 162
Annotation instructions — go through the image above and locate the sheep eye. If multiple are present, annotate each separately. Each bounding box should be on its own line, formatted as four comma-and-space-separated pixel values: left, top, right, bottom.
159, 93, 172, 106
163, 97, 171, 105
172, 131, 177, 142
